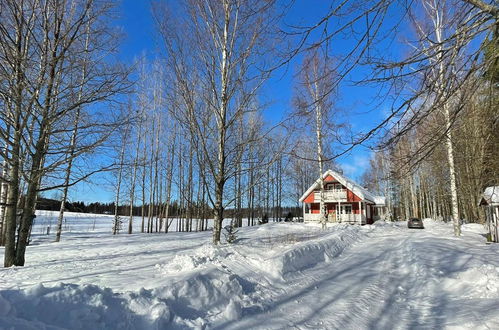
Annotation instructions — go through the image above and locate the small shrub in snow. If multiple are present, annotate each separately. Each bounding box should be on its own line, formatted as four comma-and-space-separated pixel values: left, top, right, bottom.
223, 224, 239, 244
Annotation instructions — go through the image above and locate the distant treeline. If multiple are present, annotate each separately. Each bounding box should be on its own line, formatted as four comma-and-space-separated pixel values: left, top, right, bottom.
36, 197, 201, 216
36, 197, 302, 220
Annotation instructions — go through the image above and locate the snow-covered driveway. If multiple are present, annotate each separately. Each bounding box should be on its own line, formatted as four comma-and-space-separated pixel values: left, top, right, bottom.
230, 222, 499, 329
1, 215, 498, 329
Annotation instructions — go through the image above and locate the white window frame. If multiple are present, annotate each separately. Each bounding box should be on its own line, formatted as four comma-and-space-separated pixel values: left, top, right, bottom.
337, 205, 352, 214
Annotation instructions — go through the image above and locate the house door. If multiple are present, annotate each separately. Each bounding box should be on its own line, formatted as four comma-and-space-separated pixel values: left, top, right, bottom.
336, 205, 352, 221
336, 205, 352, 214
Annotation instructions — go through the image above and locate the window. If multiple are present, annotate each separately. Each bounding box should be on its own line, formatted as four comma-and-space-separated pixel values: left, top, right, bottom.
326, 182, 344, 191
344, 205, 352, 214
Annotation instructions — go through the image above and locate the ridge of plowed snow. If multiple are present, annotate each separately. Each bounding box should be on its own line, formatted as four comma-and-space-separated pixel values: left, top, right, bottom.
263, 224, 366, 278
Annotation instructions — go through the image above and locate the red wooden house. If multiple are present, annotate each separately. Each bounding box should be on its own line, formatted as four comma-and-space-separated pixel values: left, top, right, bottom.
299, 170, 386, 225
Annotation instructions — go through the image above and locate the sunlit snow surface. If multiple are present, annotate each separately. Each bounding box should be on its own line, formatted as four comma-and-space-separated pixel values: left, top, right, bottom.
1, 212, 498, 329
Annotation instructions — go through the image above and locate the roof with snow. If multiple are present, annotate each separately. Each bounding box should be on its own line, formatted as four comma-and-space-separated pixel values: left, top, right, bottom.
480, 186, 499, 206
299, 169, 386, 205
373, 196, 386, 206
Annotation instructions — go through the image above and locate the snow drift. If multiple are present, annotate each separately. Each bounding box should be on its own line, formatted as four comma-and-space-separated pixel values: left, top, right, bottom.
0, 269, 255, 329
262, 224, 366, 278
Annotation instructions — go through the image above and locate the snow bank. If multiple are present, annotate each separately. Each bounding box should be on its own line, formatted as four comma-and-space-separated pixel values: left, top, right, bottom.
151, 268, 251, 326
370, 220, 405, 229
155, 244, 228, 275
415, 218, 488, 235
461, 223, 488, 235
443, 264, 499, 299
0, 268, 256, 330
0, 283, 153, 330
255, 224, 366, 278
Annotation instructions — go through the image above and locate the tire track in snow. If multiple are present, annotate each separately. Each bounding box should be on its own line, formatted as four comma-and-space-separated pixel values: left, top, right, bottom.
316, 235, 410, 330
211, 225, 371, 329
227, 226, 411, 329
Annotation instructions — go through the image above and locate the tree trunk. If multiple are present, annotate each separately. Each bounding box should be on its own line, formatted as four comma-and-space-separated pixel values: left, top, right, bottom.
314, 80, 326, 230
433, 6, 461, 236
55, 17, 91, 242
164, 134, 175, 233
128, 120, 143, 234
0, 129, 10, 246
3, 133, 20, 267
113, 123, 130, 235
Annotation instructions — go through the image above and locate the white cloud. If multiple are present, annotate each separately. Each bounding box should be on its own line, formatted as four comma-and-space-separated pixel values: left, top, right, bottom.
338, 152, 373, 180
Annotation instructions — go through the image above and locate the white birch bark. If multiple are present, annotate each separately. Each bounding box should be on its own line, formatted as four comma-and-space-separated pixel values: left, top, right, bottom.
113, 125, 130, 235
315, 97, 327, 230
309, 61, 327, 230
0, 126, 10, 245
128, 114, 144, 234
212, 0, 230, 244
56, 17, 91, 242
164, 130, 176, 233
429, 0, 461, 235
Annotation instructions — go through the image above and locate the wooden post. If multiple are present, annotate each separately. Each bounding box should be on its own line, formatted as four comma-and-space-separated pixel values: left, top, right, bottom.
338, 200, 341, 223
358, 201, 361, 225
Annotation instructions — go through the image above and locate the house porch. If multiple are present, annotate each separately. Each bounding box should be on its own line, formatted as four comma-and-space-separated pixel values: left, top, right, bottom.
303, 201, 374, 225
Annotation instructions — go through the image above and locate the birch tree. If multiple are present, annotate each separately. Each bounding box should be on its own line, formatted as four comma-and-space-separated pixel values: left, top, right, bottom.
288, 0, 497, 171
55, 12, 93, 242
127, 104, 145, 234
418, 0, 462, 235
155, 0, 281, 244
113, 115, 131, 235
0, 0, 130, 267
294, 51, 339, 228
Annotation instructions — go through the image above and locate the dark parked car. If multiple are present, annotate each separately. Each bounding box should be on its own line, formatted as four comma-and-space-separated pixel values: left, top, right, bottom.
408, 218, 424, 229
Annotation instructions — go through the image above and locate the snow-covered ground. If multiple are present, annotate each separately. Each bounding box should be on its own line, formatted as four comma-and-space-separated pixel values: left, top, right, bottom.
1, 212, 498, 329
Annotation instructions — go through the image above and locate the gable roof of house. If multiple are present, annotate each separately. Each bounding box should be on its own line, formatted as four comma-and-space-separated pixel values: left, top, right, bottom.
480, 186, 499, 206
298, 169, 385, 205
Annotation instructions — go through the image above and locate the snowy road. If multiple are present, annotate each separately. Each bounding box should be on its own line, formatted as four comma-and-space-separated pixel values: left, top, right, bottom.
221, 222, 499, 329
1, 214, 498, 329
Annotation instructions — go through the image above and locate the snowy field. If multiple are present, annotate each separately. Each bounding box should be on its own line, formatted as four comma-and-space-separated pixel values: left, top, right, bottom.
1, 212, 498, 329
26, 210, 238, 238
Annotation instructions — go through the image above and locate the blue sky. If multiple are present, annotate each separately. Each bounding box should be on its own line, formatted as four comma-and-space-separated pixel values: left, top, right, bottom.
67, 0, 407, 203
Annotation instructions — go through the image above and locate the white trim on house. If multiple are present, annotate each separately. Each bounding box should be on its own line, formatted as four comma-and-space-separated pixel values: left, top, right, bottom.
298, 169, 383, 204
303, 212, 366, 224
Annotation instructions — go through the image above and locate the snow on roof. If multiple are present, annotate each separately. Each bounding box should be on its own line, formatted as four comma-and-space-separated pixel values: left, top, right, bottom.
481, 186, 499, 206
373, 196, 386, 206
299, 169, 385, 205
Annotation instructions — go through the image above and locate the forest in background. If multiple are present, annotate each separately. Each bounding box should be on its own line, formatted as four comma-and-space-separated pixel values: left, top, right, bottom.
0, 0, 497, 267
